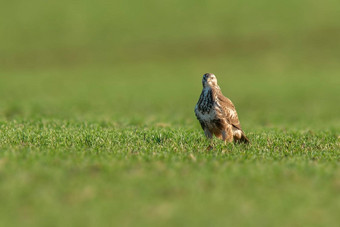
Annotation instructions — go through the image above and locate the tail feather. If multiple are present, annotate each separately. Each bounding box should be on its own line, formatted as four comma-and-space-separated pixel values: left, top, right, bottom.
239, 132, 250, 144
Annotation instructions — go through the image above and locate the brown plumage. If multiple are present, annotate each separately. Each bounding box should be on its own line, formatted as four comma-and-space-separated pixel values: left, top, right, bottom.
195, 73, 249, 144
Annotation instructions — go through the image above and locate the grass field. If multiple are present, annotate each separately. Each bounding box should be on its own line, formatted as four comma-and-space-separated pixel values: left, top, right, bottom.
1, 0, 340, 226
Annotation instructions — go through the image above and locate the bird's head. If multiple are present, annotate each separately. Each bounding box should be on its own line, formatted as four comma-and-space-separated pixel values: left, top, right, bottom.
202, 73, 218, 88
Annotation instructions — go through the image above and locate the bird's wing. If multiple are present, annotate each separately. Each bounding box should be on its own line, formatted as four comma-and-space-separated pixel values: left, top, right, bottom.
216, 92, 242, 130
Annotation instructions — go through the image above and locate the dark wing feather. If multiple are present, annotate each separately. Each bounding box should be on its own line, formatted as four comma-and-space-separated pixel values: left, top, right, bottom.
216, 92, 242, 130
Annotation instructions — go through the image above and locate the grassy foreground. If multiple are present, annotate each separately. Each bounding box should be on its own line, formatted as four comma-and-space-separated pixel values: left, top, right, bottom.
0, 119, 339, 226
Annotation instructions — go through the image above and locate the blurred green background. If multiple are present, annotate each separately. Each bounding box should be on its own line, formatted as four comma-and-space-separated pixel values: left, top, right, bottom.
1, 0, 339, 129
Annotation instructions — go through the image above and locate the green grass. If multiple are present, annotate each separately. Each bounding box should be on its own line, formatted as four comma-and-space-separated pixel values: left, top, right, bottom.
1, 0, 340, 226
0, 121, 339, 226
0, 64, 339, 226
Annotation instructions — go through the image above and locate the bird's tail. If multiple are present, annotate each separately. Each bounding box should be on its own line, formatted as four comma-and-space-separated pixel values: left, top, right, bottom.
239, 132, 250, 144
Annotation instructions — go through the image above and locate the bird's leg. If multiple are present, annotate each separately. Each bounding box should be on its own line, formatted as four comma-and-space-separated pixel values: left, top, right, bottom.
204, 129, 213, 150
222, 126, 233, 144
204, 128, 213, 140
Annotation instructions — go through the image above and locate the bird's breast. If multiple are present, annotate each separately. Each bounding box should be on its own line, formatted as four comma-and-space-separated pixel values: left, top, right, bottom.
195, 87, 225, 124
195, 107, 216, 122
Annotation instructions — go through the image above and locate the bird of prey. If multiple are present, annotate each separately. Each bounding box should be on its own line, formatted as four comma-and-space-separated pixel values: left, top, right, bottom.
195, 73, 249, 144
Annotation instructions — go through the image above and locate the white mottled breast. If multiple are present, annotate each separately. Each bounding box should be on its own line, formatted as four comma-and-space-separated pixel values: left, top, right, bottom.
195, 104, 217, 122
195, 87, 226, 130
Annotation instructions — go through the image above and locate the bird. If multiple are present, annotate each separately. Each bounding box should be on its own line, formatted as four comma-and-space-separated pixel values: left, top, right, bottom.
195, 73, 249, 144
